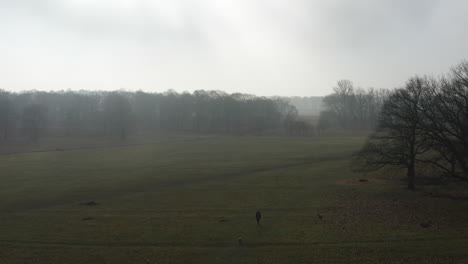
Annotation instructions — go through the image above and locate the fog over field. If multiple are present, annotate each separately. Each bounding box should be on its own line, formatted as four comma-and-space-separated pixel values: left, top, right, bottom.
2, 0, 468, 95
1, 1, 468, 264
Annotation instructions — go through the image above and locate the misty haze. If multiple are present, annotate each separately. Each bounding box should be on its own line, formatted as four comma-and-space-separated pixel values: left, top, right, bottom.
1, 1, 468, 263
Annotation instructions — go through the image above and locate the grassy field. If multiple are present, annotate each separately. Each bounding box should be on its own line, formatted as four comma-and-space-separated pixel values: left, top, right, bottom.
0, 136, 467, 263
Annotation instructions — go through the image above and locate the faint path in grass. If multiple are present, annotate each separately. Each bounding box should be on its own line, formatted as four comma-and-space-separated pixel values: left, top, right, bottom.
0, 136, 218, 156
161, 155, 345, 189
0, 236, 466, 249
2, 154, 347, 212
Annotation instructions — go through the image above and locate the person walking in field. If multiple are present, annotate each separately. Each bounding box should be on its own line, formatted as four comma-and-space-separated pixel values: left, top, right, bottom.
256, 210, 262, 225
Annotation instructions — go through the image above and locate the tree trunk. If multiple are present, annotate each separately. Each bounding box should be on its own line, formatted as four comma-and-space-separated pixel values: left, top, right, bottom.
407, 161, 416, 190
450, 154, 456, 178
408, 130, 417, 190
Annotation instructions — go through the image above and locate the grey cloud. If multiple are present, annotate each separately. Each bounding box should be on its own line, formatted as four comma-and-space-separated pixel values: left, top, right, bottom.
1, 0, 467, 96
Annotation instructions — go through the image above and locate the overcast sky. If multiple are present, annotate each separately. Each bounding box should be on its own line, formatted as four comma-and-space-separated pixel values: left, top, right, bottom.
1, 0, 467, 96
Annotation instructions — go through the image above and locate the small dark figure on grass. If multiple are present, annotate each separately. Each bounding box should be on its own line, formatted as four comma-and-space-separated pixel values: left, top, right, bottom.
238, 236, 243, 246
256, 210, 262, 225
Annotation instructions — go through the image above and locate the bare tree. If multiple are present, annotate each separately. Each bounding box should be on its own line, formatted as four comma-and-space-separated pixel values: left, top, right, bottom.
317, 110, 333, 135
418, 62, 468, 180
321, 80, 389, 131
281, 102, 299, 135
323, 80, 355, 129
102, 93, 132, 140
355, 77, 429, 190
22, 104, 47, 142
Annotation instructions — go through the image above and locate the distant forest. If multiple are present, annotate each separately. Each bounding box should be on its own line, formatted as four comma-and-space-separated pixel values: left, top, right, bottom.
0, 83, 393, 142
0, 90, 308, 141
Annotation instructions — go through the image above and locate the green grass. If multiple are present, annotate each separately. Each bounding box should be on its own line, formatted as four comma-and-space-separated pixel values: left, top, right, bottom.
0, 136, 467, 263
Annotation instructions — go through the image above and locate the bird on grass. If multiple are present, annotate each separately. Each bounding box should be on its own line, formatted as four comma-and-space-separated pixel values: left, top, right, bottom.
420, 220, 432, 228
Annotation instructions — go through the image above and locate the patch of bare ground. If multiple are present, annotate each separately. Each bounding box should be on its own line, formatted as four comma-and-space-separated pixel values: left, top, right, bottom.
337, 178, 388, 186
426, 192, 468, 201
326, 182, 468, 243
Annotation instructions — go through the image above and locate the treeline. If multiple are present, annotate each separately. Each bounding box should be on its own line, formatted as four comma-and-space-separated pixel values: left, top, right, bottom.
356, 61, 468, 188
318, 80, 390, 131
0, 90, 298, 141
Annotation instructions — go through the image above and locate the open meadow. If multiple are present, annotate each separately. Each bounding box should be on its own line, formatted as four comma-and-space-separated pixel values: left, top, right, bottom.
0, 136, 467, 263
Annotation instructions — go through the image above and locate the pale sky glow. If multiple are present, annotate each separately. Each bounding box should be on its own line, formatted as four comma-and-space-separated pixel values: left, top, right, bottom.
1, 0, 468, 96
